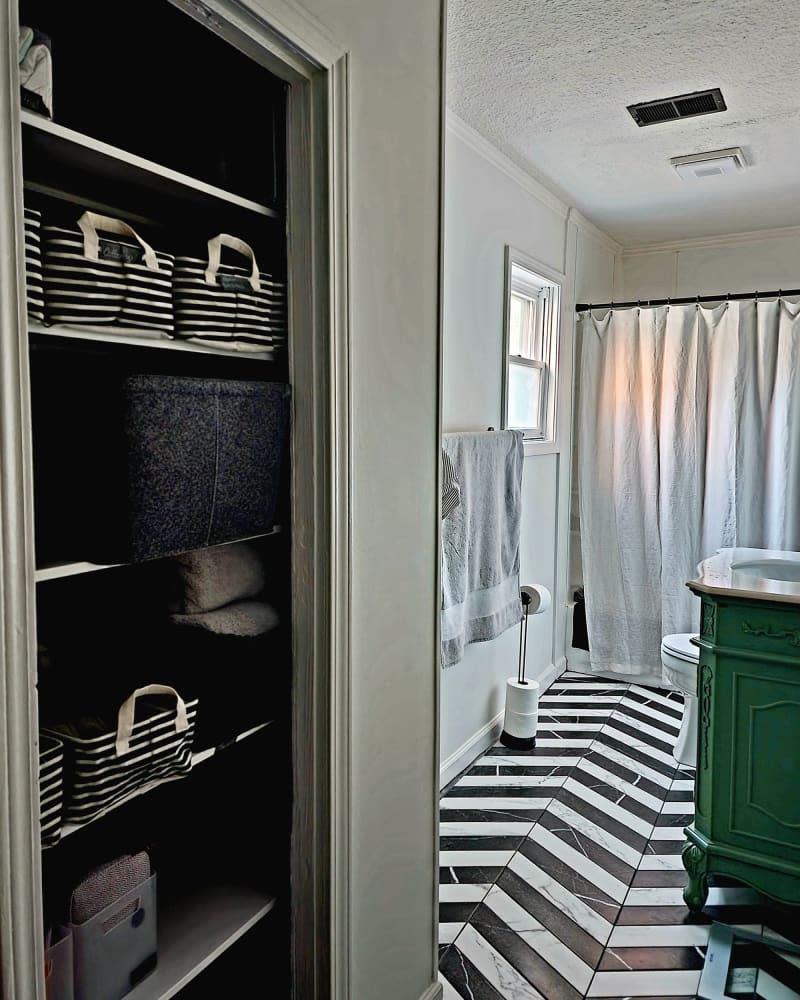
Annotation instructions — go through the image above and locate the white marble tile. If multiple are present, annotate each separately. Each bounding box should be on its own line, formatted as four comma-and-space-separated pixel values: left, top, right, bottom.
608, 923, 711, 947
757, 968, 800, 1000
484, 886, 595, 992
457, 775, 566, 788
628, 684, 684, 711
552, 678, 625, 687
651, 824, 687, 839
475, 755, 580, 768
577, 758, 664, 812
440, 822, 534, 838
440, 883, 492, 903
439, 922, 465, 944
438, 972, 462, 1000
546, 798, 642, 868
587, 969, 701, 996
540, 708, 614, 717
562, 778, 654, 837
610, 711, 677, 746
661, 799, 695, 813
539, 694, 623, 704
528, 823, 629, 902
508, 851, 615, 943
619, 695, 683, 730
600, 724, 679, 767
624, 886, 686, 906
671, 778, 695, 792
637, 852, 685, 870
439, 850, 515, 868
440, 797, 552, 812
455, 923, 547, 1000
537, 722, 605, 731
531, 738, 595, 748
588, 742, 673, 788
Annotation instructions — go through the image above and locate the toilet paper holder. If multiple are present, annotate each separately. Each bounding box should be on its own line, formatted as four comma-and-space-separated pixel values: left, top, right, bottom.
517, 584, 551, 685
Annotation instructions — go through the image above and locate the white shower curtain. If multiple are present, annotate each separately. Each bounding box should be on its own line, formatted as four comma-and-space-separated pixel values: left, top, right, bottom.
578, 297, 800, 678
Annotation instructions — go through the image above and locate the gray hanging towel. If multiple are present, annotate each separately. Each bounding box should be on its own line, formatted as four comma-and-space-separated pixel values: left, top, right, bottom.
441, 430, 524, 667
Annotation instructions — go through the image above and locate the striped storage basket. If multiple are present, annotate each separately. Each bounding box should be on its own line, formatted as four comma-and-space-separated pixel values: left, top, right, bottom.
45, 684, 197, 825
24, 207, 45, 321
42, 212, 175, 335
39, 734, 64, 848
173, 234, 287, 354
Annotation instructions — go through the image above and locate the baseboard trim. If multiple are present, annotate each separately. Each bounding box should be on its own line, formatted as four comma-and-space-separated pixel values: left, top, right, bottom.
440, 709, 504, 788
440, 659, 566, 787
419, 982, 443, 1000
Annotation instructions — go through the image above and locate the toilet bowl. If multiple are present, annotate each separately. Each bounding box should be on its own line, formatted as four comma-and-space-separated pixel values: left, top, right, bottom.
661, 633, 700, 767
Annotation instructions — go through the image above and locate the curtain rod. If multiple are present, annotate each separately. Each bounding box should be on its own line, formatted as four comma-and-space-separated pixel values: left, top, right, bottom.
575, 287, 800, 313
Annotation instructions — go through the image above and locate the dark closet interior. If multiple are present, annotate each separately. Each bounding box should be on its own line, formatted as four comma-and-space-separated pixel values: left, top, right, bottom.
19, 2, 295, 995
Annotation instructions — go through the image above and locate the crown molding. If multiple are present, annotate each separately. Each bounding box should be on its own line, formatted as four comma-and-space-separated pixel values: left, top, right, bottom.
445, 109, 622, 254
622, 223, 800, 257
569, 208, 623, 254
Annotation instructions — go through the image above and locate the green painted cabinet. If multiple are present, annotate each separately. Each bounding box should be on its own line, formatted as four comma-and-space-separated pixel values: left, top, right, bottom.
683, 584, 800, 912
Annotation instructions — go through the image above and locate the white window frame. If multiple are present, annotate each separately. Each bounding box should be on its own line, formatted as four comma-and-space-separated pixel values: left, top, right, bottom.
502, 247, 562, 442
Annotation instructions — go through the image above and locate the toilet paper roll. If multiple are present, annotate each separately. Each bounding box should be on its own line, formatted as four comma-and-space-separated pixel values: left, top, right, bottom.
503, 678, 540, 740
505, 678, 540, 713
521, 584, 551, 615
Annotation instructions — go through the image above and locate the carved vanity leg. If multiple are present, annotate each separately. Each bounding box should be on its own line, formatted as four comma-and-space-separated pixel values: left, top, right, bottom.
682, 842, 709, 914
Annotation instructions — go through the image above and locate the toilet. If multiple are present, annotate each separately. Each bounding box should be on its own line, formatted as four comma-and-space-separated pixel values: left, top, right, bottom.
660, 633, 700, 767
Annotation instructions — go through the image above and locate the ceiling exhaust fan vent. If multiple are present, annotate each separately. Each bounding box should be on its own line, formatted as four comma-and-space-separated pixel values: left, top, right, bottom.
627, 88, 726, 127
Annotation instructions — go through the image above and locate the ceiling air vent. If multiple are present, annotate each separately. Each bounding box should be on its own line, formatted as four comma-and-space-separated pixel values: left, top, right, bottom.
627, 88, 726, 127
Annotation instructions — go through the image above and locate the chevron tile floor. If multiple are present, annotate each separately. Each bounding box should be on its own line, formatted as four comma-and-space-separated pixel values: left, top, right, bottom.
438, 671, 800, 999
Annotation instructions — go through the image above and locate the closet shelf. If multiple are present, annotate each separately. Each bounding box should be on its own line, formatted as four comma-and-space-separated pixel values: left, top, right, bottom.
35, 528, 284, 584
28, 322, 278, 361
125, 882, 276, 1000
53, 721, 274, 843
21, 111, 281, 220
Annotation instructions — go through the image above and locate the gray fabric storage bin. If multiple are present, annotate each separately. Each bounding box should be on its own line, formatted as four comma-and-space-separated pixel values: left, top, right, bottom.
44, 926, 74, 1000
88, 375, 290, 562
70, 872, 157, 1000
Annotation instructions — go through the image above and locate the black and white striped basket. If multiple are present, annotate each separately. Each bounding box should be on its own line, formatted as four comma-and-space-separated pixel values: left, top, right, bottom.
39, 733, 64, 848
45, 684, 197, 826
42, 212, 175, 335
173, 234, 287, 354
24, 207, 45, 322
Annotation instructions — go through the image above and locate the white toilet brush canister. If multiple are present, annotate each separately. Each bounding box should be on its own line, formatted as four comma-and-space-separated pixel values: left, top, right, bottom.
500, 584, 551, 750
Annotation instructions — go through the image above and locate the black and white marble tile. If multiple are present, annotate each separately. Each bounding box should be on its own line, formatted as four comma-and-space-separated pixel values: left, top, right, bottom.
438, 672, 797, 999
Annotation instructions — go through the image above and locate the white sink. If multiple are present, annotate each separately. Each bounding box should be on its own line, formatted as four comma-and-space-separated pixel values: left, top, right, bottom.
731, 558, 800, 595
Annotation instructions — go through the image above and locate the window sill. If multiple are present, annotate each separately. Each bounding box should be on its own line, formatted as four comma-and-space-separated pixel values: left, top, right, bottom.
523, 438, 560, 458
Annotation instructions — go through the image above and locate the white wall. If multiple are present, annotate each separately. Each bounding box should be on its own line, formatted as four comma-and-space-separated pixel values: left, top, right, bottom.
440, 118, 617, 776
619, 229, 800, 299
287, 1, 442, 997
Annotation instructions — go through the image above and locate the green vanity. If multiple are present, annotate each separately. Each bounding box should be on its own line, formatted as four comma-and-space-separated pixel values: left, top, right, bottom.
682, 547, 800, 913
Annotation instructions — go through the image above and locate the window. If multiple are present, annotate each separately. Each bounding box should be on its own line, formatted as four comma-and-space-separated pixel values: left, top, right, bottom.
503, 250, 561, 441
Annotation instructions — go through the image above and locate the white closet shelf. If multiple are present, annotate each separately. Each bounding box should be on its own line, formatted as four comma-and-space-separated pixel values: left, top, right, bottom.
55, 721, 274, 842
28, 322, 277, 360
35, 527, 283, 583
126, 882, 277, 1000
21, 111, 280, 220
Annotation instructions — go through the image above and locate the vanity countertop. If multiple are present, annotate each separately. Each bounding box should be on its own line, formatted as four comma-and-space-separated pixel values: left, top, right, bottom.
688, 547, 800, 604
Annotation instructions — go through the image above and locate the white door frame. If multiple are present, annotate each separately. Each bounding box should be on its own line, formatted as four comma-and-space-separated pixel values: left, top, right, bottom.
0, 1, 352, 997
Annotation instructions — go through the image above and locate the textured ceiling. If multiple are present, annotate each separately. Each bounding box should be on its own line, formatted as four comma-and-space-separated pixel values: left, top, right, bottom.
447, 0, 800, 246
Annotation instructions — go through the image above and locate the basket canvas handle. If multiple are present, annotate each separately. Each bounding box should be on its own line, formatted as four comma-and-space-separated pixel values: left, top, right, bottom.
77, 211, 160, 270
116, 684, 189, 757
205, 233, 260, 292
